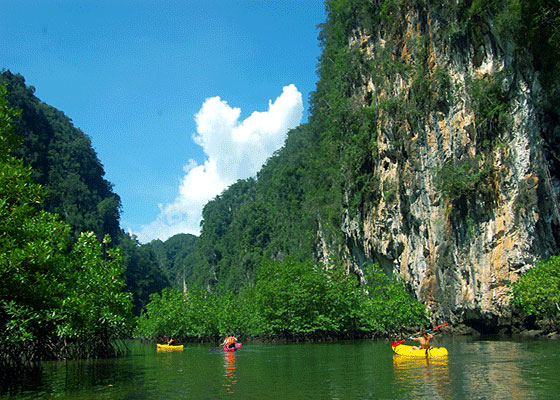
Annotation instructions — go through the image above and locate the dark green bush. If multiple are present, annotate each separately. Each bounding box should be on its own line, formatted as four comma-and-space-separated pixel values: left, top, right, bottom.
511, 255, 560, 318
434, 157, 489, 204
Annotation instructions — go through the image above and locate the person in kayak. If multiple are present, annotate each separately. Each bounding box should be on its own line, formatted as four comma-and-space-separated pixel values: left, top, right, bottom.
163, 336, 176, 345
411, 328, 433, 350
222, 335, 237, 349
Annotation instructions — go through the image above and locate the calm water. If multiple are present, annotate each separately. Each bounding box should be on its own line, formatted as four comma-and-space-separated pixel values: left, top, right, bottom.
2, 336, 559, 399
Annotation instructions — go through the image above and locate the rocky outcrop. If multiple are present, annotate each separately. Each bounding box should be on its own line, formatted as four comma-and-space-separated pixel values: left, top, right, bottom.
332, 4, 560, 332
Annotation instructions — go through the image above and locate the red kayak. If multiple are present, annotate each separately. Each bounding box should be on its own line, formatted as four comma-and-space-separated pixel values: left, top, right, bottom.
223, 343, 242, 352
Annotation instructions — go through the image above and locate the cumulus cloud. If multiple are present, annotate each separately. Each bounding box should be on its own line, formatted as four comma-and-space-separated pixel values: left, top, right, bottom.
133, 84, 303, 242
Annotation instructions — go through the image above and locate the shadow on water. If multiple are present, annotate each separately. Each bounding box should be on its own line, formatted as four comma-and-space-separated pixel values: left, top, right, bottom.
0, 365, 42, 397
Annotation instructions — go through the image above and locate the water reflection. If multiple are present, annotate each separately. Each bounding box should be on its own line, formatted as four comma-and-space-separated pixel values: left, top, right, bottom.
458, 340, 531, 400
393, 355, 452, 399
2, 339, 559, 399
223, 351, 237, 394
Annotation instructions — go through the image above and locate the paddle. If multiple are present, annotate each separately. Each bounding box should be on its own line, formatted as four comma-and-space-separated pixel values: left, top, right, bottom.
391, 322, 448, 347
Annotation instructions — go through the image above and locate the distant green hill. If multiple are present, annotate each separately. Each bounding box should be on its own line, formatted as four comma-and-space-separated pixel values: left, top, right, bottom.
0, 70, 121, 241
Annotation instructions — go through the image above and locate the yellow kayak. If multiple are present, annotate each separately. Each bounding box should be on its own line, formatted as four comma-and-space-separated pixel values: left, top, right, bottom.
157, 343, 184, 352
392, 344, 448, 358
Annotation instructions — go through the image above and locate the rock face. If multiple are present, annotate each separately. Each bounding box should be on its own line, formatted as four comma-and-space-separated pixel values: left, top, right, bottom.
331, 4, 560, 332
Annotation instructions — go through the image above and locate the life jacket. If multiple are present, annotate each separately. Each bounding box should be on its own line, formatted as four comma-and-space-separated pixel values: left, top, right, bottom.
224, 336, 236, 347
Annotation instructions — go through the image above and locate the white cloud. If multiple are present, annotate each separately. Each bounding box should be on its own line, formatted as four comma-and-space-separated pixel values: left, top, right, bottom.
133, 84, 303, 243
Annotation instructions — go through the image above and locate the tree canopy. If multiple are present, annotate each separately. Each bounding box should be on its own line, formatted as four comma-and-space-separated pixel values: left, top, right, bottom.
0, 85, 133, 372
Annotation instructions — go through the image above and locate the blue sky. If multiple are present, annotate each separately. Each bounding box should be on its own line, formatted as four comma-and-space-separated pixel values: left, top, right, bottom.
1, 0, 326, 242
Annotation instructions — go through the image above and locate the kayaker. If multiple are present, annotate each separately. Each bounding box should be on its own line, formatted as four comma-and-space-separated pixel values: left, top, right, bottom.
411, 328, 433, 350
163, 336, 175, 345
222, 335, 237, 349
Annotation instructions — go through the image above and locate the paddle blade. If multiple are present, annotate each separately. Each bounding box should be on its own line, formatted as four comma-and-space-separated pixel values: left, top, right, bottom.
430, 322, 448, 331
391, 339, 406, 347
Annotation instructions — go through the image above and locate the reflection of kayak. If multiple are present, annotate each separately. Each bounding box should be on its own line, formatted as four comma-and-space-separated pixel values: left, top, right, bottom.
392, 354, 449, 384
223, 343, 242, 352
392, 344, 448, 358
157, 343, 184, 351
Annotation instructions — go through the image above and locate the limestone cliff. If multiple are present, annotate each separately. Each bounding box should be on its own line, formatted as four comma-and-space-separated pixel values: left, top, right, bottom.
324, 2, 560, 331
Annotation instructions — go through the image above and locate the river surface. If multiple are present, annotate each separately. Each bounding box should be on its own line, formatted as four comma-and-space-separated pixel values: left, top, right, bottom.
2, 336, 559, 399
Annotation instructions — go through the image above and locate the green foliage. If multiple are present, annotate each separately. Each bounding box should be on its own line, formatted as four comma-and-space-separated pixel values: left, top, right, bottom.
363, 265, 428, 331
510, 0, 560, 96
185, 122, 337, 293
468, 73, 511, 151
466, 0, 560, 100
0, 85, 21, 160
57, 233, 133, 358
511, 255, 560, 318
119, 233, 169, 315
196, 178, 262, 290
434, 157, 490, 204
468, 0, 506, 19
134, 258, 428, 340
134, 288, 214, 339
249, 257, 370, 335
148, 233, 198, 289
1, 88, 66, 367
0, 85, 133, 370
